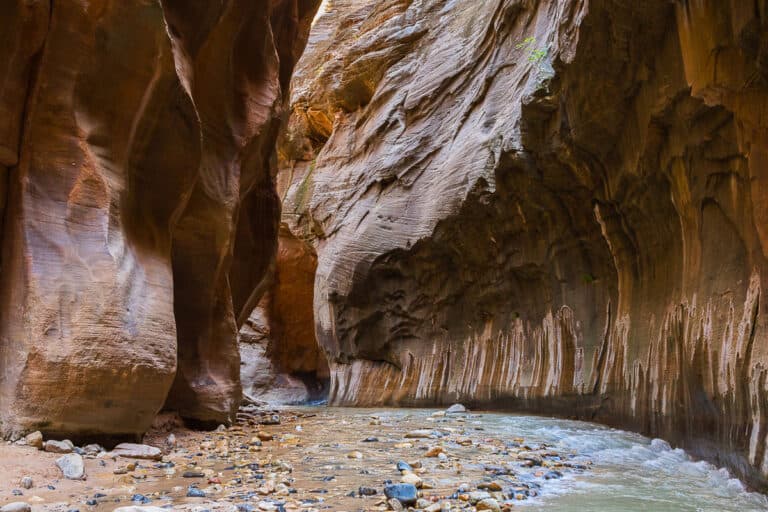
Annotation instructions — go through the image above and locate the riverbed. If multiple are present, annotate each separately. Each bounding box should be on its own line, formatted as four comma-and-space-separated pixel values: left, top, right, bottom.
1, 407, 767, 511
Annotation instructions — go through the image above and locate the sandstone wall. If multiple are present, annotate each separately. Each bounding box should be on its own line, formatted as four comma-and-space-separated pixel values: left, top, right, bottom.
0, 0, 318, 438
283, 0, 768, 488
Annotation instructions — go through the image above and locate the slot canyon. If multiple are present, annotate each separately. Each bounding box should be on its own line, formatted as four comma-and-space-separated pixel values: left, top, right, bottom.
1, 0, 768, 510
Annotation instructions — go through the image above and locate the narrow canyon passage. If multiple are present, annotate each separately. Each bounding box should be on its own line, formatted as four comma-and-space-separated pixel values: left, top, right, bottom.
1, 0, 768, 511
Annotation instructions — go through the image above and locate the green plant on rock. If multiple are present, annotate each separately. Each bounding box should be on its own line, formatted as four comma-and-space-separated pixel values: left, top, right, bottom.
516, 36, 548, 65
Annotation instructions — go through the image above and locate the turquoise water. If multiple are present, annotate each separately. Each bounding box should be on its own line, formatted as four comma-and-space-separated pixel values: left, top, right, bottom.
468, 412, 768, 512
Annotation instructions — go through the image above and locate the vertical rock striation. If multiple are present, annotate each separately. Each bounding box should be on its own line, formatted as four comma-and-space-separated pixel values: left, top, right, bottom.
283, 0, 768, 488
0, 0, 318, 438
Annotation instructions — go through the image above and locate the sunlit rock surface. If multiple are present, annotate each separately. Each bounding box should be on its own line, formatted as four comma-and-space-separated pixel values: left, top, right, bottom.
238, 226, 329, 404
0, 0, 318, 437
283, 0, 768, 488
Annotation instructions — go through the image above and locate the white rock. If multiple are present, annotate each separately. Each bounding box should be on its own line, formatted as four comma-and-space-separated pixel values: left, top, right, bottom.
111, 443, 163, 460
55, 453, 85, 480
445, 403, 467, 414
1, 503, 31, 512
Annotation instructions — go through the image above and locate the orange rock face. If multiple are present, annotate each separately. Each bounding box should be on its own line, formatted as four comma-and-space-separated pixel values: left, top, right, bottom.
283, 0, 768, 489
0, 0, 318, 437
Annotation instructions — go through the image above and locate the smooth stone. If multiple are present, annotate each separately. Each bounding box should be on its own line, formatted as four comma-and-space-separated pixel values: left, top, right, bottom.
383, 483, 418, 505
476, 498, 501, 511
43, 440, 74, 454
405, 430, 433, 439
477, 481, 502, 491
358, 486, 377, 496
387, 498, 404, 511
425, 446, 444, 457
20, 477, 32, 489
183, 471, 206, 478
186, 487, 206, 498
400, 472, 423, 488
55, 453, 85, 480
416, 498, 431, 508
446, 404, 467, 414
1, 503, 31, 512
346, 451, 363, 459
112, 443, 163, 461
468, 491, 491, 504
396, 461, 413, 472
24, 432, 43, 450
82, 443, 104, 455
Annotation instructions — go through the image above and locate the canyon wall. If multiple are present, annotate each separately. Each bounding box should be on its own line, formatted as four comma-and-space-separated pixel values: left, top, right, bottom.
283, 0, 768, 488
0, 0, 318, 438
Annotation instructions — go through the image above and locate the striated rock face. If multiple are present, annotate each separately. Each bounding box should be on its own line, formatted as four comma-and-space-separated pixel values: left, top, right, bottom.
0, 0, 318, 438
284, 0, 768, 487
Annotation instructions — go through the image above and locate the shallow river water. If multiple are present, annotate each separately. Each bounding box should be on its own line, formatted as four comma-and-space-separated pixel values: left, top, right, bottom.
7, 406, 768, 512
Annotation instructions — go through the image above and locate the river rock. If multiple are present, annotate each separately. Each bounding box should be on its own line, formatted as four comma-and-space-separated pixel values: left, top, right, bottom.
112, 443, 162, 461
43, 440, 73, 453
468, 491, 491, 504
446, 404, 467, 414
396, 461, 413, 472
401, 472, 423, 488
0, 503, 31, 512
383, 483, 418, 506
55, 453, 85, 480
476, 498, 501, 511
20, 477, 32, 489
405, 430, 433, 439
23, 432, 43, 449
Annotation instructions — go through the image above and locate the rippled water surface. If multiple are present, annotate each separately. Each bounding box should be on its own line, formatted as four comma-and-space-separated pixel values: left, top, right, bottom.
459, 411, 768, 512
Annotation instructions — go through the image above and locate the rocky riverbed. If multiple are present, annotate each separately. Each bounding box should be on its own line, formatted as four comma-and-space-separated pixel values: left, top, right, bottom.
1, 407, 767, 512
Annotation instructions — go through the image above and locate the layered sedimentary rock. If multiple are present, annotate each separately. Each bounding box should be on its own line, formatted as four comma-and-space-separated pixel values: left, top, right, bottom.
283, 0, 768, 487
0, 0, 317, 438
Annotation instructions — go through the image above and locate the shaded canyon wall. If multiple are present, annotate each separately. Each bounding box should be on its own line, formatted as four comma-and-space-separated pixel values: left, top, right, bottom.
281, 0, 768, 488
0, 0, 319, 438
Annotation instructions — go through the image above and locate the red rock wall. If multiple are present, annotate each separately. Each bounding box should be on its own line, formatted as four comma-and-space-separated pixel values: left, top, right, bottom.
0, 0, 318, 438
282, 0, 768, 489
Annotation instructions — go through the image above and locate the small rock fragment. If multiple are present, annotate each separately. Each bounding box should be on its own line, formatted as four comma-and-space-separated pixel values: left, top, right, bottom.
20, 477, 32, 489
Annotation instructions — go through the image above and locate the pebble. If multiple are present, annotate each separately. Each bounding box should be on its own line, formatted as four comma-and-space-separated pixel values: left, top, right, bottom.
383, 483, 418, 506
111, 443, 163, 461
20, 476, 32, 489
346, 451, 363, 459
55, 453, 85, 480
43, 439, 74, 454
405, 430, 433, 439
476, 498, 501, 511
186, 486, 206, 498
446, 404, 467, 414
24, 432, 43, 450
358, 486, 377, 496
400, 472, 423, 488
425, 446, 445, 457
396, 461, 413, 472
387, 497, 404, 511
